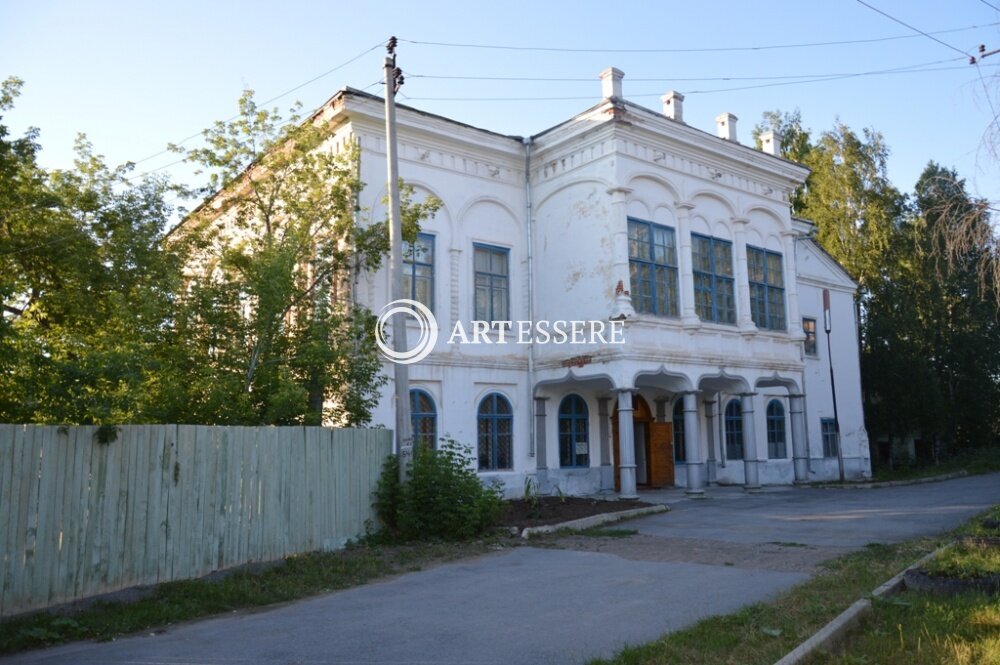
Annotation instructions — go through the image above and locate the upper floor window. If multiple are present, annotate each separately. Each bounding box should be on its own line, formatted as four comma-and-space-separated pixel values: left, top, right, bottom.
821, 418, 839, 458
478, 392, 513, 471
748, 246, 786, 330
473, 244, 509, 323
558, 394, 590, 468
724, 398, 744, 460
410, 388, 437, 450
403, 233, 434, 310
692, 234, 735, 324
628, 218, 679, 317
672, 399, 686, 462
803, 318, 818, 356
766, 399, 787, 458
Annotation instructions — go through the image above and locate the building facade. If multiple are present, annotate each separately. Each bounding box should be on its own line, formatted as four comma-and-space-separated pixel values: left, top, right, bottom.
317, 68, 871, 497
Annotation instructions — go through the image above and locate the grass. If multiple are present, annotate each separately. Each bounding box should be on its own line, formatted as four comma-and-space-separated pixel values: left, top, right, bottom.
871, 447, 1000, 483
586, 538, 937, 665
926, 541, 1000, 579
0, 537, 505, 655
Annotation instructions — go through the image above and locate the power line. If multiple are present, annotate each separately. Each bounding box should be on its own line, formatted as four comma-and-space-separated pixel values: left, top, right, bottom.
980, 0, 1000, 12
400, 21, 998, 54
854, 0, 975, 60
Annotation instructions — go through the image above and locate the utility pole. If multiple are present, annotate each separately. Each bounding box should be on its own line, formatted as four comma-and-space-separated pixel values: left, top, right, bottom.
824, 289, 845, 483
385, 37, 413, 482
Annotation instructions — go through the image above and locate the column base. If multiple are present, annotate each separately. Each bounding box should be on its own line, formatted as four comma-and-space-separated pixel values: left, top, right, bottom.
743, 484, 763, 493
684, 488, 707, 498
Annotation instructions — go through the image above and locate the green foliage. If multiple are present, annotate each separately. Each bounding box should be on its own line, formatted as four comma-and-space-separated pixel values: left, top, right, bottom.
374, 439, 505, 541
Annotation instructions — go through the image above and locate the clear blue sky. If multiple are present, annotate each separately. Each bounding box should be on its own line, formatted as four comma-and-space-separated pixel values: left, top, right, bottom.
3, 0, 1000, 208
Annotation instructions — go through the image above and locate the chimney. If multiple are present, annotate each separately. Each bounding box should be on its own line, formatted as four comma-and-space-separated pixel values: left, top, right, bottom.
760, 130, 781, 156
600, 67, 624, 99
661, 90, 685, 122
716, 112, 738, 142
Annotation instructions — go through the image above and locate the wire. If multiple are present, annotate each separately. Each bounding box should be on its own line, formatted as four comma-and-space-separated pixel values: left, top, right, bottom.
854, 0, 974, 59
399, 21, 998, 54
975, 63, 1000, 133
980, 0, 1000, 12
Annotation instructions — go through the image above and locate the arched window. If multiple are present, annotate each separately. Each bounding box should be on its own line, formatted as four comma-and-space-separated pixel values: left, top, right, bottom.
672, 399, 686, 462
410, 389, 437, 450
558, 394, 590, 468
725, 399, 744, 460
767, 399, 787, 458
477, 393, 513, 471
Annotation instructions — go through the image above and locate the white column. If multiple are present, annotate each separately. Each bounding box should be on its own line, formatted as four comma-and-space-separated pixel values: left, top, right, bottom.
703, 397, 717, 483
676, 202, 699, 328
598, 397, 614, 490
683, 391, 705, 495
732, 218, 756, 335
617, 389, 638, 499
741, 392, 761, 490
781, 230, 803, 339
608, 187, 636, 320
789, 393, 809, 483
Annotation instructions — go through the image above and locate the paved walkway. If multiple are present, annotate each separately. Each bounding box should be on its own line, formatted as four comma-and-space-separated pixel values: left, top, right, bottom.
5, 473, 999, 665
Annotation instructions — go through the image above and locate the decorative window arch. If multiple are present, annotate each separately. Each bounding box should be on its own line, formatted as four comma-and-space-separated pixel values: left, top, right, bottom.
766, 399, 787, 458
725, 399, 744, 460
558, 394, 590, 468
410, 389, 437, 450
672, 399, 686, 462
477, 393, 513, 471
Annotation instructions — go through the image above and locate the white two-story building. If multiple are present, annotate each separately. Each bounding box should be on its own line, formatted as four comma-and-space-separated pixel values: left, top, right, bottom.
319, 67, 870, 497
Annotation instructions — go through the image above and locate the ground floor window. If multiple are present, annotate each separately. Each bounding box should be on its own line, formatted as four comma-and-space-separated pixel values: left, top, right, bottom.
410, 389, 437, 450
725, 399, 743, 460
821, 418, 839, 458
767, 399, 787, 458
478, 393, 513, 470
558, 394, 589, 468
672, 399, 686, 462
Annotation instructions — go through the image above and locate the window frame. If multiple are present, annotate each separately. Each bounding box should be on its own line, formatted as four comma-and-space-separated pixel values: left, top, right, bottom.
724, 398, 744, 460
803, 317, 818, 356
473, 244, 510, 323
410, 388, 437, 450
477, 392, 513, 471
627, 217, 680, 317
557, 394, 590, 468
747, 245, 786, 330
672, 399, 686, 463
402, 232, 435, 311
766, 399, 787, 459
821, 418, 839, 458
691, 233, 736, 324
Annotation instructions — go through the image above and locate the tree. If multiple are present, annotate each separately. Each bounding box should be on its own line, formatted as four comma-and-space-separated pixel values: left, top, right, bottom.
0, 77, 179, 424
162, 91, 439, 426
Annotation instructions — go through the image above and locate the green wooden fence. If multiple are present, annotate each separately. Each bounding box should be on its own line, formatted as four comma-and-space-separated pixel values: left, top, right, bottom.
0, 425, 392, 617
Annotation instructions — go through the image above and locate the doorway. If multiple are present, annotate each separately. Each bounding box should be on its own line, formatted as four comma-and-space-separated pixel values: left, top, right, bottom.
612, 394, 674, 490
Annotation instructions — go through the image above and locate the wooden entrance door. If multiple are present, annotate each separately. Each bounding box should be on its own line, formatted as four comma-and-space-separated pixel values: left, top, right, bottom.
612, 395, 675, 490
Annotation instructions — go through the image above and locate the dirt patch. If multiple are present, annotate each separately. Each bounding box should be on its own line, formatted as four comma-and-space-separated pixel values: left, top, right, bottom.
500, 497, 658, 530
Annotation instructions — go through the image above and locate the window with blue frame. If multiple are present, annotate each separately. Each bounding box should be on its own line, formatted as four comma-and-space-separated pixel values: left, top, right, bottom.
766, 399, 787, 458
672, 399, 686, 462
403, 233, 434, 310
558, 394, 590, 468
410, 388, 437, 450
473, 245, 509, 323
692, 234, 736, 324
725, 399, 744, 460
477, 393, 513, 470
627, 218, 679, 317
748, 246, 786, 330
821, 418, 839, 458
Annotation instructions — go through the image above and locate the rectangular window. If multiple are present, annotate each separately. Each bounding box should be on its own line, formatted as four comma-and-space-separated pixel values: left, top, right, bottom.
747, 246, 786, 330
692, 234, 735, 324
473, 244, 509, 323
628, 218, 679, 317
821, 418, 839, 458
403, 233, 434, 310
803, 318, 818, 356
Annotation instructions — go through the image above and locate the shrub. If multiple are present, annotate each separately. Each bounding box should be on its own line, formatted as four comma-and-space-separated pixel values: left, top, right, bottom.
373, 438, 505, 541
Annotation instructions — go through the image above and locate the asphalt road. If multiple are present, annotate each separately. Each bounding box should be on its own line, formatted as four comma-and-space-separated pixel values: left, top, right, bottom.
4, 473, 999, 665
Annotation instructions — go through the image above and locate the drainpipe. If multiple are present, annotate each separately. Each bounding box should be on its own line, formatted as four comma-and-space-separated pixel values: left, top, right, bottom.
524, 136, 536, 458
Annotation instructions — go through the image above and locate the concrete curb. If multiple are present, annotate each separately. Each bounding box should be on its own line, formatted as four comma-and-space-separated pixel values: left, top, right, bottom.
520, 505, 668, 539
772, 545, 949, 665
809, 470, 968, 490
